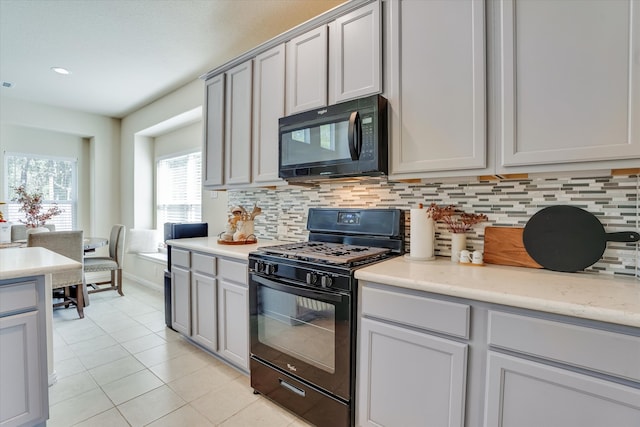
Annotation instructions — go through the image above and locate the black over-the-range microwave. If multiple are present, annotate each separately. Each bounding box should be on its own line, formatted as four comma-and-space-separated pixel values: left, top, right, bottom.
278, 94, 388, 182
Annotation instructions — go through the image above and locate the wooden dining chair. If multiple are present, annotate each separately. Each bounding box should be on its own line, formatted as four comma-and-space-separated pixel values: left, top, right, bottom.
27, 230, 87, 318
84, 225, 126, 296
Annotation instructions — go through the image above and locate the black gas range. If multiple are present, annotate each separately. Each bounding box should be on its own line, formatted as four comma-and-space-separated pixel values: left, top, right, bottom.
248, 208, 404, 427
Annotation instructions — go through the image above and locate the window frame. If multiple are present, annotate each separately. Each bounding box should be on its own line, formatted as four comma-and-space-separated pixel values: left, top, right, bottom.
3, 151, 78, 230
155, 149, 202, 228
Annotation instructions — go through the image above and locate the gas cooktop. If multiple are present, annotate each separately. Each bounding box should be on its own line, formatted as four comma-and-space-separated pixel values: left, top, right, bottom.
261, 241, 391, 265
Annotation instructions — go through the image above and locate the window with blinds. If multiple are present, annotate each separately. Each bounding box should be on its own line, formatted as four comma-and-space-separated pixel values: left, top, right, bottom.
3, 152, 77, 230
156, 151, 202, 226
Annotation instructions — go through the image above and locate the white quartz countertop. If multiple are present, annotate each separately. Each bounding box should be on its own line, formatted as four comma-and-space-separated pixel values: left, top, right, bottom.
0, 247, 82, 280
355, 257, 640, 328
166, 237, 289, 261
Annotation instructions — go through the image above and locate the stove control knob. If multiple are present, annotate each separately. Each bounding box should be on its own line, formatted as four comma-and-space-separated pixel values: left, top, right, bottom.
265, 263, 277, 275
306, 272, 317, 286
320, 275, 333, 288
255, 261, 264, 273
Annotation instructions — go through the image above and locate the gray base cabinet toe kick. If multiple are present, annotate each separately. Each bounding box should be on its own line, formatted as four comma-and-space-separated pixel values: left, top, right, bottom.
171, 248, 249, 372
357, 281, 640, 427
0, 276, 48, 427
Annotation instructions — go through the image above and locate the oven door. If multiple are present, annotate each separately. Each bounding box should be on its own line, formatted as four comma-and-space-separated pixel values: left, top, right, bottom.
249, 273, 352, 401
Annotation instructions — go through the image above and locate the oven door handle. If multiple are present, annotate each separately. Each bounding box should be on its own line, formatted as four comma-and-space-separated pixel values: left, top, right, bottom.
251, 274, 344, 303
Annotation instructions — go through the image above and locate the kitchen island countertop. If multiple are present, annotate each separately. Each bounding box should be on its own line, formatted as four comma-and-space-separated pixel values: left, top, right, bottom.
356, 257, 640, 328
0, 247, 82, 280
166, 237, 289, 261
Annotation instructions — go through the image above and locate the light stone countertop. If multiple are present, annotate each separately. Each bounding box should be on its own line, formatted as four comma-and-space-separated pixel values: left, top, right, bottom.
355, 257, 640, 328
166, 237, 289, 261
0, 247, 82, 280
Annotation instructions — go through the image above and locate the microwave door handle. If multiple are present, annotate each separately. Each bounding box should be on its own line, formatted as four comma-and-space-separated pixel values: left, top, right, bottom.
348, 111, 361, 160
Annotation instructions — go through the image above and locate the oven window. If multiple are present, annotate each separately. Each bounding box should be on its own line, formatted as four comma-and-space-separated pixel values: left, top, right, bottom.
256, 285, 336, 373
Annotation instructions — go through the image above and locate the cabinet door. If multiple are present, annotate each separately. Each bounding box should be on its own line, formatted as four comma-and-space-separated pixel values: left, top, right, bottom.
358, 318, 467, 427
484, 352, 640, 427
253, 44, 286, 184
329, 1, 382, 104
203, 74, 225, 187
225, 60, 253, 185
0, 311, 45, 427
190, 272, 217, 352
171, 266, 191, 335
498, 0, 640, 169
329, 0, 381, 104
286, 25, 328, 115
217, 279, 249, 371
388, 0, 487, 176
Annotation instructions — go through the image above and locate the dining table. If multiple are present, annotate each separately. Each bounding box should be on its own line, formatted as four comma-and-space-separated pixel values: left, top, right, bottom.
0, 236, 108, 252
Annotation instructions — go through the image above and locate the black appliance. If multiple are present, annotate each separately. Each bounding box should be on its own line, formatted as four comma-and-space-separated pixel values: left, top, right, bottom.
163, 222, 208, 329
249, 208, 403, 427
278, 94, 388, 182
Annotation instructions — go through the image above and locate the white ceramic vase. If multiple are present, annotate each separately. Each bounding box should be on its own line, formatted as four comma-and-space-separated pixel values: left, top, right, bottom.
26, 226, 50, 235
451, 233, 467, 263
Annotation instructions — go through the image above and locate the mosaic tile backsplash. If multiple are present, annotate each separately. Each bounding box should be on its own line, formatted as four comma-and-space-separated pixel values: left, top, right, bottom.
228, 174, 639, 278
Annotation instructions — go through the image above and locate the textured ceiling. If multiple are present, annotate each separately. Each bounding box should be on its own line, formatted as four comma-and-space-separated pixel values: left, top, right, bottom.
0, 0, 345, 118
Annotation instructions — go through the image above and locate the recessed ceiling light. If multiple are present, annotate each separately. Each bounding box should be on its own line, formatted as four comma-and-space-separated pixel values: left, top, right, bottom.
51, 67, 71, 75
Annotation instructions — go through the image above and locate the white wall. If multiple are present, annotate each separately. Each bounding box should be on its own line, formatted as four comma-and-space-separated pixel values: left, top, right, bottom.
0, 97, 120, 240
120, 79, 229, 287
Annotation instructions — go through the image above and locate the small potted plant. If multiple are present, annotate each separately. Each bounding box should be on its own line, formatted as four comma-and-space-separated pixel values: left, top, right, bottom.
426, 203, 488, 262
12, 185, 62, 233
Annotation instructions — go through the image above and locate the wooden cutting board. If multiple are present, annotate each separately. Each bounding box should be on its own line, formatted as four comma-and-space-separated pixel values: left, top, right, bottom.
483, 227, 542, 269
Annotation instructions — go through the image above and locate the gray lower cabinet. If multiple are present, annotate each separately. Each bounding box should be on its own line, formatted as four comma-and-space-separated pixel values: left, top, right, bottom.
359, 318, 467, 427
484, 352, 640, 427
0, 276, 48, 427
358, 281, 640, 427
170, 248, 249, 371
171, 265, 191, 336
485, 310, 640, 427
191, 271, 217, 350
217, 279, 248, 370
358, 283, 469, 427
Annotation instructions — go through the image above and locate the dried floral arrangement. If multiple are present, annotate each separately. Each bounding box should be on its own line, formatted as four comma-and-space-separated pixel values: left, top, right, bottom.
423, 202, 488, 233
12, 185, 62, 228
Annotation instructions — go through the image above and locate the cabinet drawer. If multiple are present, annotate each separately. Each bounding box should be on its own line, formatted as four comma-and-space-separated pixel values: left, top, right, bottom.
192, 252, 216, 276
488, 311, 640, 382
171, 248, 190, 269
0, 281, 38, 315
361, 285, 470, 339
219, 259, 247, 284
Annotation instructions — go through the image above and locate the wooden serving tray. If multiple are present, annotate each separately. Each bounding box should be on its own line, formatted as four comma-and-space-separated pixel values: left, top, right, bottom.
483, 227, 542, 269
217, 238, 257, 245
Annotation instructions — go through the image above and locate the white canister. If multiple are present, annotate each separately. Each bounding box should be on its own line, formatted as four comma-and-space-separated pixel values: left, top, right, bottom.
459, 250, 471, 263
472, 250, 484, 264
0, 222, 11, 243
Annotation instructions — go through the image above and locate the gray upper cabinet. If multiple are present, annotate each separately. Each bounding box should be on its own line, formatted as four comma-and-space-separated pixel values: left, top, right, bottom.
387, 0, 488, 178
224, 60, 253, 186
286, 25, 329, 115
329, 0, 382, 104
203, 74, 225, 187
496, 0, 640, 173
286, 0, 382, 115
252, 45, 286, 184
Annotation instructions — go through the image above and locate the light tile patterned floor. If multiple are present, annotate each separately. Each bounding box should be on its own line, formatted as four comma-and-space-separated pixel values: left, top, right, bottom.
49, 279, 313, 427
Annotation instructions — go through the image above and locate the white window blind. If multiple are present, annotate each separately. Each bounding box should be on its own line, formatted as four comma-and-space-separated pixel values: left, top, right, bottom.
156, 151, 202, 226
3, 152, 77, 230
